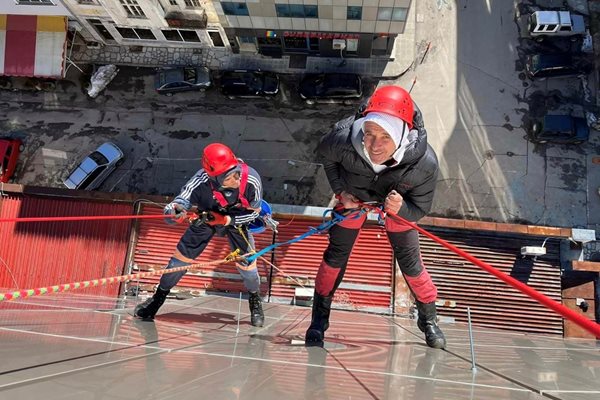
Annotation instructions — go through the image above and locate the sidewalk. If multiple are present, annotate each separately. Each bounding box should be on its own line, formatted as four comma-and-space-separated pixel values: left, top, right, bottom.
71, 11, 415, 78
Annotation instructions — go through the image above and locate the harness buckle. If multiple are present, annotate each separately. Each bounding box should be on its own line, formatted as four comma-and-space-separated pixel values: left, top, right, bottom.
189, 211, 213, 226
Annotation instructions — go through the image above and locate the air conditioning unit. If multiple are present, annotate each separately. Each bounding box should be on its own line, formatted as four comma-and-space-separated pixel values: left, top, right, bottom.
521, 246, 547, 257
332, 39, 346, 50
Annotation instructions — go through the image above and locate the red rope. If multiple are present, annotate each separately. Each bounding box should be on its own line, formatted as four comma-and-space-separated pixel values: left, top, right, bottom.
363, 204, 600, 338
0, 213, 193, 224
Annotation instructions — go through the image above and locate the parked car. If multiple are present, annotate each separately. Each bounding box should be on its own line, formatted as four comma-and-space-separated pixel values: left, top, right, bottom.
220, 70, 279, 98
0, 138, 23, 183
154, 66, 211, 96
527, 115, 589, 144
63, 142, 124, 190
525, 53, 592, 79
299, 73, 362, 104
528, 11, 585, 42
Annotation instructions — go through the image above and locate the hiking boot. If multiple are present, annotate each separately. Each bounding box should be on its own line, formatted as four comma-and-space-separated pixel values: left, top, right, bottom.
134, 287, 170, 320
305, 293, 333, 343
416, 301, 446, 349
248, 292, 264, 327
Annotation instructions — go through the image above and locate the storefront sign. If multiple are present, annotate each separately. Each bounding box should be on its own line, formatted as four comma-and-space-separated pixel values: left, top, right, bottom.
283, 31, 360, 39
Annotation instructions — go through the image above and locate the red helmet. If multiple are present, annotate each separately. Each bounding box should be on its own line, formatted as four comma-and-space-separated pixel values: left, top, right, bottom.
363, 85, 414, 128
202, 143, 238, 177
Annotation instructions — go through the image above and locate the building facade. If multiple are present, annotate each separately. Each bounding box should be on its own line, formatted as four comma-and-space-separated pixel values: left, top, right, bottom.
60, 0, 229, 50
215, 0, 412, 59
61, 0, 411, 61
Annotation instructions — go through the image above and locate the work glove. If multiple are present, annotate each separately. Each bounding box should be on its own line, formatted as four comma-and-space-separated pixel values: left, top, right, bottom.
164, 202, 187, 225
336, 191, 360, 210
384, 190, 403, 215
205, 211, 231, 226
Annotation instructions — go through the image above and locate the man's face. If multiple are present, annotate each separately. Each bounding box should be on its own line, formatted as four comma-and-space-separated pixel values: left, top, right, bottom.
221, 171, 241, 189
363, 121, 396, 165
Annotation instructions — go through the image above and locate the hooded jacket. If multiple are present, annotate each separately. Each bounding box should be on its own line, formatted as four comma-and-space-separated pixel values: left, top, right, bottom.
317, 105, 438, 222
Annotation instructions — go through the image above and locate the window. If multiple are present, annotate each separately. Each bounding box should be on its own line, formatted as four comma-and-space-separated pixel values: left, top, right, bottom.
184, 0, 201, 7
346, 38, 358, 52
238, 36, 255, 44
162, 30, 182, 41
275, 4, 318, 18
392, 8, 407, 21
208, 31, 225, 47
380, 7, 408, 21
169, 0, 178, 5
221, 2, 249, 16
116, 27, 156, 40
179, 30, 200, 42
87, 19, 115, 41
275, 4, 290, 17
289, 4, 304, 18
79, 165, 107, 190
89, 151, 109, 166
377, 7, 392, 20
347, 6, 362, 20
77, 0, 98, 4
135, 28, 156, 39
304, 5, 318, 18
120, 0, 146, 18
16, 0, 55, 4
116, 27, 137, 39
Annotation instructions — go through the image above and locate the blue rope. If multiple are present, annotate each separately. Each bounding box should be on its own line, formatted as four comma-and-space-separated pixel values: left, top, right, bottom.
244, 208, 365, 264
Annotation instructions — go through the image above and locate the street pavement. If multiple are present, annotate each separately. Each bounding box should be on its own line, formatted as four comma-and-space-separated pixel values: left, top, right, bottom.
1, 0, 599, 232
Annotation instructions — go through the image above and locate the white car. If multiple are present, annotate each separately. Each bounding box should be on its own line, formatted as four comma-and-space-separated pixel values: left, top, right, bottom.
63, 142, 124, 190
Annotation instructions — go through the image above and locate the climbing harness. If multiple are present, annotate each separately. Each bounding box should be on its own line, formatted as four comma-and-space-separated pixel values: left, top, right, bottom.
243, 207, 368, 265
210, 162, 251, 209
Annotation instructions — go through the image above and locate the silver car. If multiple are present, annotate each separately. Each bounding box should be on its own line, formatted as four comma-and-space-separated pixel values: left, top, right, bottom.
63, 142, 124, 190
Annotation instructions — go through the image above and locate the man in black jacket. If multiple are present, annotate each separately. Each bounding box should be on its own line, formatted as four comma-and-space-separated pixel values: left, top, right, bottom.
306, 85, 446, 348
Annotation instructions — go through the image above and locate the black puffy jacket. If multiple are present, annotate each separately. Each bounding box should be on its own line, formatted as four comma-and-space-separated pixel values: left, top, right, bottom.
317, 107, 438, 222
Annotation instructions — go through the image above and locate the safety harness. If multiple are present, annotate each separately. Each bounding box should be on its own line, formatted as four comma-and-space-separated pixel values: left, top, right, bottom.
210, 163, 250, 209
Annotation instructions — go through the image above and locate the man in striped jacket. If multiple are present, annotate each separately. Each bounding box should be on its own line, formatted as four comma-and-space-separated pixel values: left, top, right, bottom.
135, 143, 265, 326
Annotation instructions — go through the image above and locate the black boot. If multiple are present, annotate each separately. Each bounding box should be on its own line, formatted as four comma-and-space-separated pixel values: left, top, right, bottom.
305, 293, 333, 343
134, 287, 170, 320
248, 292, 264, 327
416, 301, 446, 349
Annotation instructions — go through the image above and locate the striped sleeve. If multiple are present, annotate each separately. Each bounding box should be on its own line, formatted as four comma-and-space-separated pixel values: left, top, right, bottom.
171, 169, 209, 210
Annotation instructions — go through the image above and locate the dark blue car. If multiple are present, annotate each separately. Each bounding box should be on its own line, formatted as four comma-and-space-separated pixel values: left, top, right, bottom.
528, 115, 589, 144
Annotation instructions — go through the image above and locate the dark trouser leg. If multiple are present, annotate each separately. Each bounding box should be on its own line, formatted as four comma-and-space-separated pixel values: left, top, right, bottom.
306, 212, 366, 342
135, 224, 214, 320
227, 226, 263, 327
386, 220, 446, 349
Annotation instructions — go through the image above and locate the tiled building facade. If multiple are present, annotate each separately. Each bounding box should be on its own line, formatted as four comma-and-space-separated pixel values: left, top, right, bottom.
216, 0, 412, 58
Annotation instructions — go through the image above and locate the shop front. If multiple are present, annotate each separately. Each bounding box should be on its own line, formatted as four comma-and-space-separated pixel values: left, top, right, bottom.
225, 28, 394, 59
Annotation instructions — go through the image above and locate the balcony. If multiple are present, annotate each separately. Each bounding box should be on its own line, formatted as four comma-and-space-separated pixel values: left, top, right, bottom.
158, 0, 208, 29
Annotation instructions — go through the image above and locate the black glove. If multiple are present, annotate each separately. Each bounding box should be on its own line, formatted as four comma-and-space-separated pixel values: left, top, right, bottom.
164, 203, 186, 225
